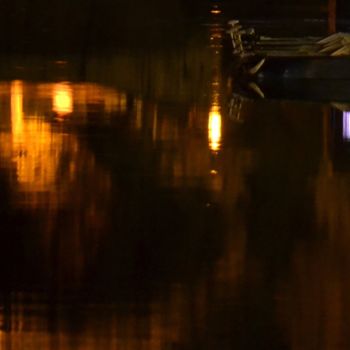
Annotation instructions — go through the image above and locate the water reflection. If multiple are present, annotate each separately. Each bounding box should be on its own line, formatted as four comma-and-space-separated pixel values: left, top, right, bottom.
342, 111, 350, 141
11, 80, 24, 139
0, 14, 254, 346
0, 3, 254, 349
277, 107, 350, 350
208, 105, 222, 152
7, 80, 63, 196
0, 81, 117, 207
0, 80, 116, 287
3, 77, 350, 349
208, 18, 223, 153
53, 83, 73, 116
3, 8, 350, 350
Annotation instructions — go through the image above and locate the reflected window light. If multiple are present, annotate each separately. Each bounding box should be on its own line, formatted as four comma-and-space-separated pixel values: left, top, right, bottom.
11, 80, 24, 142
343, 111, 350, 141
208, 105, 222, 152
8, 81, 63, 194
13, 120, 60, 192
53, 83, 73, 116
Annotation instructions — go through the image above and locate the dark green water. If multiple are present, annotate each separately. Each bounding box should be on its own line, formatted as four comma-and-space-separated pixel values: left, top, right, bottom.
0, 3, 350, 350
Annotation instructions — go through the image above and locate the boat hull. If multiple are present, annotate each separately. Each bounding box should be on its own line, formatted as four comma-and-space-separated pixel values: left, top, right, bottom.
255, 78, 350, 102
257, 56, 350, 80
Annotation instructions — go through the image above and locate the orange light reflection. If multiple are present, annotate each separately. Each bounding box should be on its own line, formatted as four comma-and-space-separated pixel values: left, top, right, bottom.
8, 81, 64, 195
11, 80, 24, 143
208, 105, 222, 152
2, 80, 113, 285
53, 82, 73, 116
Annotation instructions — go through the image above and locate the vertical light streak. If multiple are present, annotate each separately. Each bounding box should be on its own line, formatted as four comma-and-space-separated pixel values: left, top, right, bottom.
135, 98, 143, 129
208, 105, 222, 152
11, 80, 24, 144
208, 10, 223, 153
152, 106, 158, 141
343, 111, 350, 140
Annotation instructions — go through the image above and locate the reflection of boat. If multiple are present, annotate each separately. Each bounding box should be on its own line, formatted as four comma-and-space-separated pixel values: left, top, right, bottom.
227, 20, 350, 81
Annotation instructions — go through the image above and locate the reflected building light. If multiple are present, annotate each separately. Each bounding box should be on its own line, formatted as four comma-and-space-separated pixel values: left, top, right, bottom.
103, 90, 127, 113
53, 83, 73, 116
208, 105, 222, 152
13, 120, 59, 193
11, 80, 24, 143
8, 80, 62, 195
38, 82, 129, 116
135, 98, 143, 129
343, 111, 350, 141
152, 106, 158, 141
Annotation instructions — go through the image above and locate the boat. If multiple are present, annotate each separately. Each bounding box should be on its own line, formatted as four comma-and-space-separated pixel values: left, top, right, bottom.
227, 20, 350, 80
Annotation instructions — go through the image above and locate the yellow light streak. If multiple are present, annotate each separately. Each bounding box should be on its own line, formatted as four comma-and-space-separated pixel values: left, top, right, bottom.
11, 80, 24, 143
53, 82, 73, 116
208, 105, 222, 152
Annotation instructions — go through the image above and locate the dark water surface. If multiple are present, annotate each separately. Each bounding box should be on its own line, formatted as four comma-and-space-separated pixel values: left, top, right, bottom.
1, 4, 350, 350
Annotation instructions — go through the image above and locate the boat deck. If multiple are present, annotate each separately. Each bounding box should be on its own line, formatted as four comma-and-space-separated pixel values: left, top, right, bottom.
227, 20, 350, 58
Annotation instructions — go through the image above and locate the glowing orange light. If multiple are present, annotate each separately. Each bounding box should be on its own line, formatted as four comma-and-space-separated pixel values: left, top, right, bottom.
208, 105, 222, 152
211, 9, 221, 14
11, 80, 24, 142
53, 83, 73, 116
7, 80, 63, 194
